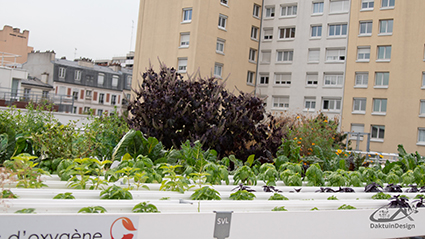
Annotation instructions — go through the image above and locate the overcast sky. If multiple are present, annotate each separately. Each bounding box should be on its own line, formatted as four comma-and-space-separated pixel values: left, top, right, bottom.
0, 0, 139, 60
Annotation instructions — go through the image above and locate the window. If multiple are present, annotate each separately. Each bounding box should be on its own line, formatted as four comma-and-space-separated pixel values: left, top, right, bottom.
379, 19, 393, 34
265, 6, 275, 18
304, 97, 316, 111
261, 51, 271, 64
112, 75, 119, 88
42, 91, 49, 98
73, 107, 77, 114
418, 129, 425, 144
251, 26, 259, 40
371, 125, 385, 140
180, 33, 190, 47
75, 70, 81, 82
98, 73, 104, 86
23, 88, 31, 100
178, 58, 188, 73
353, 98, 367, 113
359, 21, 372, 35
328, 24, 347, 37
361, 0, 374, 10
58, 86, 66, 95
216, 38, 225, 54
111, 95, 117, 105
249, 49, 257, 62
182, 8, 192, 22
218, 14, 227, 30
59, 67, 66, 79
322, 98, 341, 111
280, 4, 297, 16
97, 109, 103, 116
373, 98, 387, 113
355, 72, 369, 87
306, 73, 318, 86
377, 46, 391, 60
311, 25, 322, 38
275, 73, 291, 85
247, 71, 255, 85
381, 0, 395, 8
308, 49, 320, 62
263, 28, 273, 40
220, 0, 228, 6
253, 4, 260, 18
313, 2, 324, 14
84, 107, 90, 114
99, 93, 105, 104
330, 0, 350, 13
276, 50, 293, 62
278, 27, 295, 39
214, 63, 223, 78
324, 73, 343, 86
72, 91, 78, 100
420, 100, 425, 116
126, 75, 132, 89
357, 47, 370, 61
351, 124, 365, 139
326, 48, 345, 62
259, 74, 269, 85
272, 96, 289, 109
375, 72, 389, 87
422, 72, 425, 88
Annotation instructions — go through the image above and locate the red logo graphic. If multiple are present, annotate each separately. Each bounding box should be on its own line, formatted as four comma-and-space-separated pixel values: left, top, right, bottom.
110, 217, 137, 239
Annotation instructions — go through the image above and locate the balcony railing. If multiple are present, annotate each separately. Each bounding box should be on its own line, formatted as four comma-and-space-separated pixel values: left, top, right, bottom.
0, 89, 74, 113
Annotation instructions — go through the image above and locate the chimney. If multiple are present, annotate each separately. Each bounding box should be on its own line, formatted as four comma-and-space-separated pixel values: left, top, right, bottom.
109, 63, 122, 72
41, 73, 49, 84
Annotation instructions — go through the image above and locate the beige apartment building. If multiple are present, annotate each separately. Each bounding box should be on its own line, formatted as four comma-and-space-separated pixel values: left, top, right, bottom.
342, 0, 425, 154
133, 0, 262, 93
0, 25, 33, 65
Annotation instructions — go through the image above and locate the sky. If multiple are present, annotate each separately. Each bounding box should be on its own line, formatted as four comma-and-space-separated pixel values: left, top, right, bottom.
0, 0, 140, 60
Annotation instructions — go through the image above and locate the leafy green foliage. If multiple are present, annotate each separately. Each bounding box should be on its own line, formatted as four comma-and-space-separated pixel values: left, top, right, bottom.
415, 194, 425, 199
190, 186, 221, 200
257, 163, 279, 186
15, 208, 36, 213
311, 207, 319, 211
327, 169, 348, 187
53, 192, 75, 199
229, 190, 256, 200
132, 202, 160, 213
233, 165, 257, 185
159, 164, 193, 193
78, 206, 107, 213
65, 158, 110, 190
4, 153, 48, 188
338, 204, 356, 210
305, 163, 325, 186
100, 185, 133, 200
327, 195, 338, 200
127, 64, 280, 160
372, 192, 391, 200
268, 193, 289, 200
0, 121, 16, 164
0, 189, 17, 199
271, 206, 287, 211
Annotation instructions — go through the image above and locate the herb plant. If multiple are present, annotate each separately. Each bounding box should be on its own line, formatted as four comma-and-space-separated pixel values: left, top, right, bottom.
372, 192, 392, 200
271, 206, 287, 211
78, 206, 107, 213
338, 204, 356, 210
53, 192, 75, 199
0, 189, 17, 199
230, 185, 256, 200
4, 153, 48, 188
190, 186, 221, 200
268, 193, 288, 200
159, 164, 192, 193
15, 208, 36, 213
132, 202, 160, 213
327, 195, 338, 200
100, 185, 133, 200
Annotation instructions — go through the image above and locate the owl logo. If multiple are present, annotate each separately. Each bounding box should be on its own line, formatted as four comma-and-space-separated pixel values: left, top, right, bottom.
110, 217, 137, 239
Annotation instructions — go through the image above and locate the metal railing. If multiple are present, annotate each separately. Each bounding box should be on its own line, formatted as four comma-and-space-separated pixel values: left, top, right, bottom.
0, 89, 74, 113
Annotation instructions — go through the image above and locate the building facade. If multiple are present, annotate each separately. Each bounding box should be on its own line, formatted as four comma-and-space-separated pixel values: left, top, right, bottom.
23, 51, 132, 116
0, 25, 34, 65
341, 0, 425, 154
257, 0, 350, 119
133, 0, 262, 93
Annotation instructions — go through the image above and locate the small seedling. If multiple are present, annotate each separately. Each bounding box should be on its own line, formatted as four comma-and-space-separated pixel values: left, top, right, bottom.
272, 206, 287, 211
78, 206, 107, 213
132, 202, 160, 213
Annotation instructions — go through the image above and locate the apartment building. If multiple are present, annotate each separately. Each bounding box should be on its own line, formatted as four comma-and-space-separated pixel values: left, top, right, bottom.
133, 0, 262, 93
0, 25, 34, 65
23, 51, 132, 116
257, 0, 350, 119
342, 0, 425, 154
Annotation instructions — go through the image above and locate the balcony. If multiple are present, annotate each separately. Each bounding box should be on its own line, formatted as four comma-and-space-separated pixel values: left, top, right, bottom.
0, 88, 74, 112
